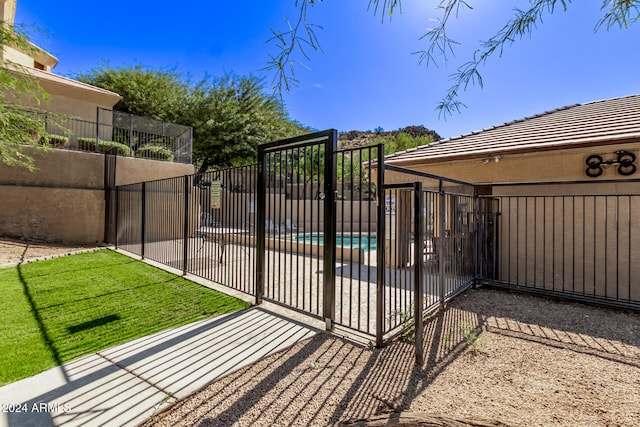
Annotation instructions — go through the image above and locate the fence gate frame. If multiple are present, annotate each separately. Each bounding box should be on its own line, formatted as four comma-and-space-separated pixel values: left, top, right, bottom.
256, 129, 338, 328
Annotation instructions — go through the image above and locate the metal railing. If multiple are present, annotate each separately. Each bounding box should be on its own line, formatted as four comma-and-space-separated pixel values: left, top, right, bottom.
110, 135, 490, 364
109, 131, 640, 366
24, 107, 192, 164
488, 190, 640, 310
114, 167, 258, 296
380, 171, 483, 362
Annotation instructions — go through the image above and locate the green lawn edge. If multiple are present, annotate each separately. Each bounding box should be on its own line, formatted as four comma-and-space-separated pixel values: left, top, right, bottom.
0, 249, 251, 385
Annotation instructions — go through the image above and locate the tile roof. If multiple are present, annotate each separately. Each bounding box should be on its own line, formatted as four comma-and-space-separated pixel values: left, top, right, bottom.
385, 95, 640, 165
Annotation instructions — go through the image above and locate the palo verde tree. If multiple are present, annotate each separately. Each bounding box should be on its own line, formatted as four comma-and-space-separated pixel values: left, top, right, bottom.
0, 23, 51, 170
266, 0, 640, 117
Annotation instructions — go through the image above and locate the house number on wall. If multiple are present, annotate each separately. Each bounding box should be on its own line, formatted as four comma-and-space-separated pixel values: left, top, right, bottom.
585, 151, 637, 178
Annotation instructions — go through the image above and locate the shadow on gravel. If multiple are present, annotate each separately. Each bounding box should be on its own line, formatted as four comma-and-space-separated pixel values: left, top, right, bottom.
148, 288, 640, 427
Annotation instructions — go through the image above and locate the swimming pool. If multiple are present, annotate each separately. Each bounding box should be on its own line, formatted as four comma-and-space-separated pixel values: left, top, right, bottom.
296, 233, 377, 252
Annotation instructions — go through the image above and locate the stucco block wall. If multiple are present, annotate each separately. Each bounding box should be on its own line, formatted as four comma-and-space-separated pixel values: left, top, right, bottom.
116, 156, 194, 186
0, 147, 104, 189
0, 187, 104, 243
495, 192, 640, 303
0, 147, 194, 244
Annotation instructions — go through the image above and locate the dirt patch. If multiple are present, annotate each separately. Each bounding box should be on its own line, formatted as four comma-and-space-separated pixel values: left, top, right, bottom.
0, 238, 100, 266
145, 288, 640, 427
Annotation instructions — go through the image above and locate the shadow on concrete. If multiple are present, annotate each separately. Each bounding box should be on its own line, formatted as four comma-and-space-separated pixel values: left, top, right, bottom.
1, 307, 317, 427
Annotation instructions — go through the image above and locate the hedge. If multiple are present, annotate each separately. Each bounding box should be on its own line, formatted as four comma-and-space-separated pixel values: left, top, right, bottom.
39, 134, 70, 147
135, 145, 174, 161
77, 138, 131, 156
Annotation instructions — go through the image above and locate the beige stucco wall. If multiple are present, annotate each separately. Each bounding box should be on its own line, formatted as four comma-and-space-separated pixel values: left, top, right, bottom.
0, 147, 194, 244
9, 70, 121, 126
116, 156, 194, 186
495, 193, 640, 302
200, 189, 376, 233
382, 141, 640, 304
0, 186, 105, 243
0, 147, 104, 188
3, 46, 34, 68
385, 142, 640, 188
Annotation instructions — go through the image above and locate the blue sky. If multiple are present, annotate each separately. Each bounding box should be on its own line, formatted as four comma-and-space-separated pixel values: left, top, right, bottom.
14, 0, 640, 139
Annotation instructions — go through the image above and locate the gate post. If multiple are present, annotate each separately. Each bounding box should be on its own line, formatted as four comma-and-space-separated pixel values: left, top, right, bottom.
114, 187, 119, 249
438, 180, 446, 305
376, 146, 385, 348
182, 176, 190, 274
256, 146, 267, 305
141, 182, 146, 259
322, 130, 338, 330
413, 182, 424, 365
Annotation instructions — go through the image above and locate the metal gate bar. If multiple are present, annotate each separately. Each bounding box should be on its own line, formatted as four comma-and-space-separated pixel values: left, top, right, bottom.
256, 130, 338, 325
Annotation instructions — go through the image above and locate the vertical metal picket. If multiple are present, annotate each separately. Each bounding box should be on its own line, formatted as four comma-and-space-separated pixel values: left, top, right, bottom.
256, 148, 266, 305
376, 149, 386, 348
323, 130, 338, 329
141, 182, 146, 259
182, 176, 189, 274
439, 180, 446, 305
413, 181, 424, 365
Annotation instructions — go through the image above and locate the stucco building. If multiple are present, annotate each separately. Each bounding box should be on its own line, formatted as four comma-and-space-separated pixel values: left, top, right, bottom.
383, 95, 640, 309
0, 0, 194, 244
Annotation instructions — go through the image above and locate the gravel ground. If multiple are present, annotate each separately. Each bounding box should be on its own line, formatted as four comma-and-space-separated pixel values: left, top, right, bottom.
3, 239, 638, 426
0, 238, 99, 266
143, 288, 640, 427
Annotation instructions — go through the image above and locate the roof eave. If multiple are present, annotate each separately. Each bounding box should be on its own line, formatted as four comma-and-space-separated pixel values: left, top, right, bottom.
385, 135, 640, 167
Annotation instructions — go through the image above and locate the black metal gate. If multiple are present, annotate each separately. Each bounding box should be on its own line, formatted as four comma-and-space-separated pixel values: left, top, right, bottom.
256, 130, 338, 325
110, 130, 497, 361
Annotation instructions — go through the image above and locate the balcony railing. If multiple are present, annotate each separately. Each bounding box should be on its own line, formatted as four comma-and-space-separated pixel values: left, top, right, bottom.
31, 107, 192, 164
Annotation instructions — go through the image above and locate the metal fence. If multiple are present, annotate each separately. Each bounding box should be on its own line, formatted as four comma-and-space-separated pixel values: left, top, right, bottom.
109, 130, 640, 366
114, 167, 257, 296
24, 107, 192, 164
487, 189, 640, 310
379, 167, 486, 362
109, 132, 492, 362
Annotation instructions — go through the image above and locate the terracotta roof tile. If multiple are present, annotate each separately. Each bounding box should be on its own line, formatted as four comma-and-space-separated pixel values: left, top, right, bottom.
385, 95, 640, 165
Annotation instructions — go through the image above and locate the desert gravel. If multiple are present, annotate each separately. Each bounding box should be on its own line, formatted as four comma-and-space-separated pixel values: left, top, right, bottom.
145, 288, 640, 427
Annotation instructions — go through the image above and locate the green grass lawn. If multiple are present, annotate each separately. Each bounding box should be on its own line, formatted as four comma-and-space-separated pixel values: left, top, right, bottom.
0, 249, 251, 386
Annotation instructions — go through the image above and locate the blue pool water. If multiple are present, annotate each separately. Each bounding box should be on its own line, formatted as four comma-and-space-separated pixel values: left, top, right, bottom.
296, 234, 377, 252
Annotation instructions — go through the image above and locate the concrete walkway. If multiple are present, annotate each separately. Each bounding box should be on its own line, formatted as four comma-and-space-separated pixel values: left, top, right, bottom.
0, 307, 318, 427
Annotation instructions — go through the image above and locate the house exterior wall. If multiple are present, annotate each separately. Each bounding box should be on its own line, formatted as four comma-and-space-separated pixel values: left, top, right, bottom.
384, 142, 640, 188
493, 191, 640, 305
9, 70, 120, 127
0, 147, 194, 244
382, 141, 640, 308
3, 45, 35, 68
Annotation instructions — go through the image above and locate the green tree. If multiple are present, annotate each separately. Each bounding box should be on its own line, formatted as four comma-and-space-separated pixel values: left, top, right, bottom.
185, 74, 308, 172
76, 64, 189, 122
77, 64, 307, 171
268, 0, 640, 116
0, 23, 51, 170
377, 132, 436, 154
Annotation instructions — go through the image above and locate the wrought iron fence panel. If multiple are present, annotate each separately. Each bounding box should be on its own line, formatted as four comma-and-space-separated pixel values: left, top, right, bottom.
18, 107, 192, 164
491, 192, 640, 310
190, 166, 257, 296
256, 130, 338, 320
333, 144, 383, 337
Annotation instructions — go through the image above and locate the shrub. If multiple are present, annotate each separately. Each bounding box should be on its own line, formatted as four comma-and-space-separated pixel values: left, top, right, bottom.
39, 134, 69, 147
135, 145, 174, 161
77, 137, 130, 156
